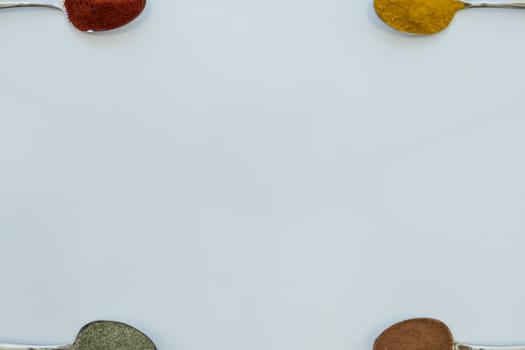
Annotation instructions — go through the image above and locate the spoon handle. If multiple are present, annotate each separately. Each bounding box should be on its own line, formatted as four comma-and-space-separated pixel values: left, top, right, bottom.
0, 0, 62, 10
456, 343, 525, 350
0, 344, 71, 350
461, 0, 525, 8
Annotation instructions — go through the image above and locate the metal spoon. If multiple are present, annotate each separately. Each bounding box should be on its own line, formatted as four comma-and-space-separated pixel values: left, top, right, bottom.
374, 0, 525, 35
375, 318, 525, 350
0, 0, 146, 32
0, 321, 156, 350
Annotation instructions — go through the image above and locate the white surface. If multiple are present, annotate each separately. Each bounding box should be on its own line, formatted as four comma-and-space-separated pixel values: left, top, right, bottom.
1, 1, 525, 350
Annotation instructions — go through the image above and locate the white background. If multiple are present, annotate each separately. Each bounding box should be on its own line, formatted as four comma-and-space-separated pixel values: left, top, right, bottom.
1, 1, 525, 350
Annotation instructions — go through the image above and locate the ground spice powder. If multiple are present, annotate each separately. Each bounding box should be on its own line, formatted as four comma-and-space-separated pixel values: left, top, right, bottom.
74, 321, 156, 350
65, 0, 146, 31
374, 0, 465, 34
374, 318, 454, 350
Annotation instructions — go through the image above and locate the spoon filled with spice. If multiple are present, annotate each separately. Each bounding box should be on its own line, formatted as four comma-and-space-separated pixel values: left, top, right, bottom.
375, 318, 525, 350
0, 0, 146, 32
374, 0, 525, 35
0, 321, 156, 350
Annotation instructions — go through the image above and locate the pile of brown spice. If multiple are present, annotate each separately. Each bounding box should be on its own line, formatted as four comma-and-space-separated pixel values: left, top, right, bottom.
374, 318, 454, 350
65, 0, 146, 32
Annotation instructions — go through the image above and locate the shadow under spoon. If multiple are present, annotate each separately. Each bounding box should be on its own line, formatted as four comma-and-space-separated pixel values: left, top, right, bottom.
0, 321, 156, 350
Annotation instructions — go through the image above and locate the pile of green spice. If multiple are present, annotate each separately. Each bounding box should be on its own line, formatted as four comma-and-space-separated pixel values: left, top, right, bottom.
74, 321, 156, 350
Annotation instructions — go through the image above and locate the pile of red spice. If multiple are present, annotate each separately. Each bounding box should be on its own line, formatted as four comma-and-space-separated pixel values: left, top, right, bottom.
64, 0, 146, 32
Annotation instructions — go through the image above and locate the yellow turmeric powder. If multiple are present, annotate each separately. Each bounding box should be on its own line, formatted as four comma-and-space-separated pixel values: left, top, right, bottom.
374, 0, 465, 34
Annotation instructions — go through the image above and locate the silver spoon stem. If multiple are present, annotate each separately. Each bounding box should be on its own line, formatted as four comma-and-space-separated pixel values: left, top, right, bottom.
0, 344, 72, 350
456, 343, 525, 350
0, 0, 63, 10
461, 0, 525, 8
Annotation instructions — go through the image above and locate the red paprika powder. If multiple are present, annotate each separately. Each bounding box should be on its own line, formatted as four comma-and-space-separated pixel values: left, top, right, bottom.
64, 0, 146, 32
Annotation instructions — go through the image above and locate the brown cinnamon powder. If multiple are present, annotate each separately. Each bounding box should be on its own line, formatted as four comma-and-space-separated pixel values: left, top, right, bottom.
374, 318, 454, 350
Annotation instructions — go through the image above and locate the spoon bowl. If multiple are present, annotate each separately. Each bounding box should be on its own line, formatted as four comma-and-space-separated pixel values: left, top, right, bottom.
0, 0, 146, 32
0, 321, 156, 350
375, 318, 525, 350
374, 0, 525, 35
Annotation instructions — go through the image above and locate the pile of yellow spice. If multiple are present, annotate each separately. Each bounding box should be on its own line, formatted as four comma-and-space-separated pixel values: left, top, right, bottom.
374, 0, 465, 34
